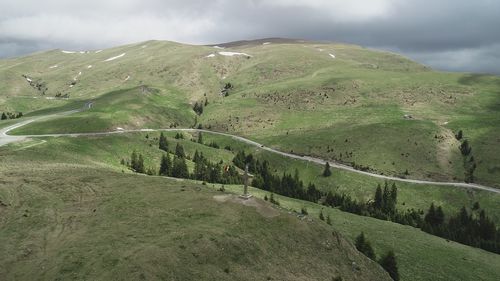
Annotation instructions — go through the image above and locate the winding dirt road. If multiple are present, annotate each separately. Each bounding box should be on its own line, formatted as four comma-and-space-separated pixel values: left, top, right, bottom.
1, 105, 499, 194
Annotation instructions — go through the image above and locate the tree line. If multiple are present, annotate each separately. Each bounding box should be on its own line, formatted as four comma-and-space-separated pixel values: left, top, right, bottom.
123, 132, 243, 185
232, 150, 499, 255
1, 111, 23, 120
422, 203, 499, 254
355, 232, 399, 281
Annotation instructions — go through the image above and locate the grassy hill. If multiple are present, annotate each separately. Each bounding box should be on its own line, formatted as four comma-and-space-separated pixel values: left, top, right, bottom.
1, 39, 499, 187
0, 150, 392, 281
1, 38, 499, 280
1, 133, 499, 281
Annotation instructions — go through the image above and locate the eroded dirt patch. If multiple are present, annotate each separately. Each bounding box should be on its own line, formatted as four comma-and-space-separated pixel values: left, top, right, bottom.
213, 194, 279, 218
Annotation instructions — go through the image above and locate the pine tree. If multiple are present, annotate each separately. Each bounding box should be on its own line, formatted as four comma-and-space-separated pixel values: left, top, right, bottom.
323, 162, 332, 177
136, 154, 145, 173
382, 182, 390, 213
175, 143, 185, 158
379, 251, 399, 281
455, 130, 463, 140
374, 184, 383, 210
172, 156, 189, 178
159, 153, 172, 176
319, 210, 325, 221
1, 112, 7, 120
130, 151, 138, 170
326, 215, 332, 225
159, 132, 168, 152
355, 232, 376, 260
197, 132, 203, 144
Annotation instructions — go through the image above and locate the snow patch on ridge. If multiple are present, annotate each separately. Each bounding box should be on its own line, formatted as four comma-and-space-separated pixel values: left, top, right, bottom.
95, 50, 103, 53
49, 65, 58, 69
62, 50, 76, 54
103, 53, 126, 62
205, 53, 216, 58
218, 51, 252, 57
329, 53, 336, 59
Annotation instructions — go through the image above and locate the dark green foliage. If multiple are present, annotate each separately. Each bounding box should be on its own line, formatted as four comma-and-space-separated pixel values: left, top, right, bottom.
326, 215, 332, 225
355, 232, 376, 260
175, 143, 185, 158
301, 207, 308, 215
1, 112, 23, 120
174, 132, 184, 139
319, 210, 325, 221
269, 193, 280, 205
379, 251, 399, 281
197, 132, 203, 144
159, 132, 169, 152
192, 150, 242, 184
473, 202, 480, 210
459, 140, 472, 156
129, 151, 145, 173
323, 162, 332, 177
374, 184, 383, 210
422, 204, 499, 254
159, 153, 172, 176
193, 101, 203, 115
208, 142, 219, 149
171, 156, 189, 178
455, 130, 463, 140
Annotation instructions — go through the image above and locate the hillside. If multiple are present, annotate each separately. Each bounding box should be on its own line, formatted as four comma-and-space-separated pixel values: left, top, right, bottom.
0, 153, 391, 281
1, 38, 499, 280
1, 39, 499, 188
1, 133, 499, 281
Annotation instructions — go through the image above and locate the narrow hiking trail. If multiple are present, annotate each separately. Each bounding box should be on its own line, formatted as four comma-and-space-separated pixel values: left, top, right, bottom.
0, 105, 499, 194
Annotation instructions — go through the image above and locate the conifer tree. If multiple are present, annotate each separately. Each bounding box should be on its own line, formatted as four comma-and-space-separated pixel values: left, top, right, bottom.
159, 132, 168, 152
136, 154, 145, 173
175, 143, 185, 158
374, 184, 383, 210
159, 153, 172, 176
355, 232, 376, 260
172, 156, 189, 178
1, 112, 6, 120
130, 151, 138, 170
379, 251, 399, 281
197, 132, 203, 144
323, 162, 332, 177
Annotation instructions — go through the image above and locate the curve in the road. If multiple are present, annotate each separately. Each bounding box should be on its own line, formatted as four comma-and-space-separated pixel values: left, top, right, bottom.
1, 105, 499, 194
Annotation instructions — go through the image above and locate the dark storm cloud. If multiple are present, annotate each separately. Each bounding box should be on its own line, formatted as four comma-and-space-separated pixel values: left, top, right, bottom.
1, 0, 499, 74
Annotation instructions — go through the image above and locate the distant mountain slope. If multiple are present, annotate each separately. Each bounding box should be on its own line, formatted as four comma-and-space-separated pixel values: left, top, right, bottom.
1, 39, 499, 187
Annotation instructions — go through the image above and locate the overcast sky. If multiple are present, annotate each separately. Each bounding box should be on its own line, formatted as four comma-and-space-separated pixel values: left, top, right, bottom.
1, 0, 499, 74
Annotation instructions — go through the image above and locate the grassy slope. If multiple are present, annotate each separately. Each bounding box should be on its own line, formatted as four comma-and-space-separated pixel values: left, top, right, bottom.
1, 40, 498, 187
1, 135, 499, 281
0, 161, 389, 280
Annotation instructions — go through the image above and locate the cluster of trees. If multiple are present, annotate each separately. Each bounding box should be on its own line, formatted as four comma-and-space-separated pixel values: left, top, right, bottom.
221, 82, 233, 96
456, 130, 476, 183
193, 101, 204, 115
233, 150, 500, 254
1, 111, 23, 120
355, 232, 399, 281
233, 151, 323, 202
192, 150, 242, 184
193, 98, 209, 116
422, 203, 499, 254
124, 133, 243, 186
